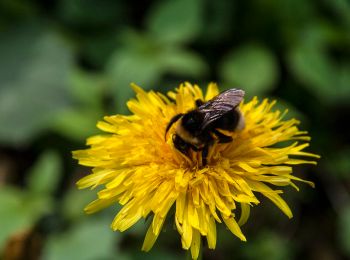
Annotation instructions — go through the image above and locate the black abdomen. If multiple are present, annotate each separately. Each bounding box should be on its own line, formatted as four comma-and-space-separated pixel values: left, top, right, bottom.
212, 110, 239, 131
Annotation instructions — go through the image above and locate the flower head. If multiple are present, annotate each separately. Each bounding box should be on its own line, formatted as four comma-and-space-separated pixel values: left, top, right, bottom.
73, 82, 319, 259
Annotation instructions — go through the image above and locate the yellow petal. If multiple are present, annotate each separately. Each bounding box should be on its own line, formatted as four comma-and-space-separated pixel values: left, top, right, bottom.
206, 215, 217, 249
176, 192, 187, 224
238, 203, 250, 226
76, 169, 115, 189
222, 216, 246, 241
250, 181, 292, 218
142, 214, 166, 252
84, 198, 116, 214
197, 201, 208, 236
187, 198, 199, 229
205, 82, 219, 101
264, 192, 293, 218
111, 200, 142, 231
152, 214, 165, 238
181, 208, 193, 249
190, 229, 201, 260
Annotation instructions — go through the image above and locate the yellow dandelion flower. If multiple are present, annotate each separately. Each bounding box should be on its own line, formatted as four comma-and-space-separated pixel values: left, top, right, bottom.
73, 82, 319, 259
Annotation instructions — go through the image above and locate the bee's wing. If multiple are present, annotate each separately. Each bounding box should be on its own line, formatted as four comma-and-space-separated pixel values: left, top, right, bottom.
199, 89, 245, 130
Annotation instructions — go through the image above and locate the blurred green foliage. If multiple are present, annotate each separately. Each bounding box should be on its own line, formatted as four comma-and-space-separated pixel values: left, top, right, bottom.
0, 151, 60, 249
220, 44, 278, 98
0, 25, 73, 145
0, 0, 349, 259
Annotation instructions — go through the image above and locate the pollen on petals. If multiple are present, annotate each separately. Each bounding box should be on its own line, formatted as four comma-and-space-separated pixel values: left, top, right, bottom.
73, 82, 319, 259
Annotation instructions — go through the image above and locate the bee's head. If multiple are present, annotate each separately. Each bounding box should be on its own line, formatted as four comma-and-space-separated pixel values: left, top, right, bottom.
165, 111, 204, 155
181, 111, 203, 135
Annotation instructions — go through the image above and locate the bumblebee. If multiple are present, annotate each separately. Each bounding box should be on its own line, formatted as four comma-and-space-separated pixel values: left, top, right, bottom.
165, 88, 245, 166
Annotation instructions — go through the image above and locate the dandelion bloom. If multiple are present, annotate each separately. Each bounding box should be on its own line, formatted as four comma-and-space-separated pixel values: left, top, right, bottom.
73, 83, 319, 259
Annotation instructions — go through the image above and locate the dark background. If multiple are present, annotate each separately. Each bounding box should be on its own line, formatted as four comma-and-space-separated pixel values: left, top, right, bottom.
0, 0, 350, 259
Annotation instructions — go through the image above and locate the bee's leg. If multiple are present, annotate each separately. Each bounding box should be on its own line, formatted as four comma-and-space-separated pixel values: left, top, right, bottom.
202, 145, 209, 166
213, 129, 233, 143
190, 145, 201, 151
195, 99, 204, 107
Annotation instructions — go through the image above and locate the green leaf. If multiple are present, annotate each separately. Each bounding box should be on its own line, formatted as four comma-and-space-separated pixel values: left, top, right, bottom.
288, 24, 350, 104
107, 46, 162, 90
219, 45, 278, 97
0, 0, 36, 18
62, 189, 100, 221
289, 45, 332, 92
289, 45, 350, 104
198, 1, 234, 42
131, 250, 181, 260
0, 187, 29, 249
327, 148, 350, 179
69, 69, 106, 108
339, 206, 350, 256
51, 69, 105, 141
241, 230, 293, 260
52, 109, 102, 141
106, 33, 163, 112
0, 187, 51, 250
0, 25, 73, 145
27, 151, 61, 195
159, 47, 208, 77
146, 0, 203, 44
106, 30, 208, 112
323, 0, 350, 28
57, 0, 125, 26
42, 218, 121, 260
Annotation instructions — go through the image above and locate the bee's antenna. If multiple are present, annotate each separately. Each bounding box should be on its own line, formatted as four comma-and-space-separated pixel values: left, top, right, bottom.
165, 113, 183, 140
